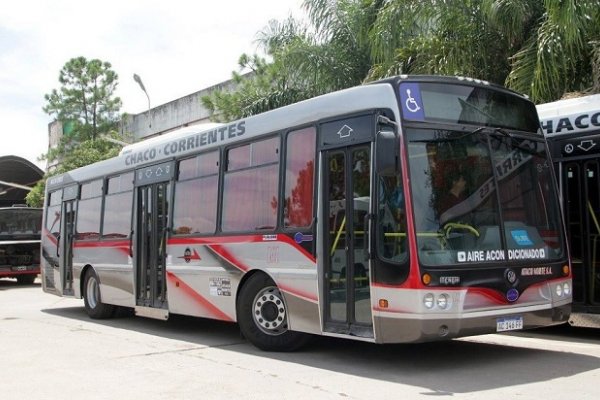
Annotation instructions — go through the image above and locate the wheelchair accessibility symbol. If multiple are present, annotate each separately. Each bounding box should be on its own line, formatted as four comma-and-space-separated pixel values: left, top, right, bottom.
405, 89, 421, 113
399, 82, 425, 121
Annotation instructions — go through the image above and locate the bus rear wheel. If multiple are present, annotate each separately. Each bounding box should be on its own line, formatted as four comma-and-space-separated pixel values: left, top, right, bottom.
237, 273, 310, 351
16, 275, 36, 285
83, 269, 115, 319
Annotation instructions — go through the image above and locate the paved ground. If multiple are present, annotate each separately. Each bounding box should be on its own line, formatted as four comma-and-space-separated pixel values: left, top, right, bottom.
1, 278, 599, 399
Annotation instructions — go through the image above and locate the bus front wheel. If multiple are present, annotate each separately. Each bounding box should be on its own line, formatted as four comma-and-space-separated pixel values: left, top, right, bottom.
83, 269, 115, 319
237, 273, 310, 352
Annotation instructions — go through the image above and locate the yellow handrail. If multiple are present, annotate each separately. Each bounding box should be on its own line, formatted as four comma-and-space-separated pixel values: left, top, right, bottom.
330, 216, 346, 257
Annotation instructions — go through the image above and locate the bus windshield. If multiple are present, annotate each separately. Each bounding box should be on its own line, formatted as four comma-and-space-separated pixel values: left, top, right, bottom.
0, 208, 42, 237
400, 81, 541, 133
406, 128, 565, 266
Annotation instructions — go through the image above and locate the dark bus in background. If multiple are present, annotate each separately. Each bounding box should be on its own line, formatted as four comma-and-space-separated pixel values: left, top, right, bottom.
538, 94, 600, 328
0, 205, 42, 285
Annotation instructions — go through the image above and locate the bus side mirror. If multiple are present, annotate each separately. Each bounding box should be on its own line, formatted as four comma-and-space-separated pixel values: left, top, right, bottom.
375, 130, 399, 176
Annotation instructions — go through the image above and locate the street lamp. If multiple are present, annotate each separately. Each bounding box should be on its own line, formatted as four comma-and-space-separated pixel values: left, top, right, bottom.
133, 73, 152, 128
99, 134, 130, 147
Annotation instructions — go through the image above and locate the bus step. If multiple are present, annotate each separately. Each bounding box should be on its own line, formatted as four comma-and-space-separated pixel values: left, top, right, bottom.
135, 306, 169, 321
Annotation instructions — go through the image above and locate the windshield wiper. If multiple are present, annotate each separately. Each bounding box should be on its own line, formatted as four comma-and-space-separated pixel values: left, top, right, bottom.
492, 127, 513, 138
410, 127, 485, 143
488, 127, 542, 155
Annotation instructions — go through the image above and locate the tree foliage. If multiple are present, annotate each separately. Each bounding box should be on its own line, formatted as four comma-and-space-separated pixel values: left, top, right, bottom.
27, 57, 125, 207
44, 57, 122, 142
203, 0, 380, 121
368, 0, 511, 84
501, 0, 600, 102
204, 0, 600, 121
26, 131, 123, 207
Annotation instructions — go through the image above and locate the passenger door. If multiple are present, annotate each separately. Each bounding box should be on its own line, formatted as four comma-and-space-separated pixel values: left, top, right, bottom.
59, 198, 76, 295
53, 184, 77, 296
133, 162, 174, 318
564, 160, 600, 306
320, 115, 374, 338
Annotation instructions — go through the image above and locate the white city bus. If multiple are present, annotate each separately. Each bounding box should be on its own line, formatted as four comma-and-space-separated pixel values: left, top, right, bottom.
538, 94, 600, 328
41, 75, 571, 351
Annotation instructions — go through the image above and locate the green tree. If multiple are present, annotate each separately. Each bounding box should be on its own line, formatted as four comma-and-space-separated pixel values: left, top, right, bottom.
490, 0, 600, 102
350, 0, 600, 102
44, 57, 122, 142
27, 57, 125, 207
25, 133, 123, 207
203, 0, 381, 120
367, 0, 510, 85
205, 0, 599, 120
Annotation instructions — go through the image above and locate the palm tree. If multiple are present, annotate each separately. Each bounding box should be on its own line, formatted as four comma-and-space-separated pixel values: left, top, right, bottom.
202, 0, 381, 120
493, 0, 600, 102
204, 0, 600, 120
368, 0, 600, 102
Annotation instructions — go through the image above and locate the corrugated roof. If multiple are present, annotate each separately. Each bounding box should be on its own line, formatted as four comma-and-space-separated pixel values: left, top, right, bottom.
0, 156, 44, 207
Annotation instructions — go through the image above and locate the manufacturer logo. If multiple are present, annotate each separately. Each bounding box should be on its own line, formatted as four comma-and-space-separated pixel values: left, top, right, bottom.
178, 248, 201, 263
506, 288, 519, 302
505, 268, 517, 285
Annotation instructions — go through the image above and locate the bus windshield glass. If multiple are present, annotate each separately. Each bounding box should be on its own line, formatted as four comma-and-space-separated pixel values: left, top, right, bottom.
399, 82, 541, 133
406, 128, 565, 266
0, 208, 42, 237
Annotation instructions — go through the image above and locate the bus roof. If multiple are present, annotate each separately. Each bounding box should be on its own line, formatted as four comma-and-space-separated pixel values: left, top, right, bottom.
46, 75, 536, 191
119, 123, 223, 156
537, 93, 600, 136
46, 81, 400, 190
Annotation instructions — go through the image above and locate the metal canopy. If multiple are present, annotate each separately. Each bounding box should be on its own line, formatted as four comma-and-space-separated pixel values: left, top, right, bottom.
0, 156, 44, 207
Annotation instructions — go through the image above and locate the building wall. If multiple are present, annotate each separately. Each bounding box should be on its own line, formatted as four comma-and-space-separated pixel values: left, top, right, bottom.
120, 77, 240, 141
46, 75, 245, 173
46, 120, 63, 172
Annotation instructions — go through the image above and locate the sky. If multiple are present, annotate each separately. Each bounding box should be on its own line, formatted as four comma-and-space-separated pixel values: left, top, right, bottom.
0, 0, 305, 169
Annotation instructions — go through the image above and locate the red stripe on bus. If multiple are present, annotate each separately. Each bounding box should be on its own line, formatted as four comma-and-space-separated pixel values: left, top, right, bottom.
166, 271, 233, 322
43, 229, 58, 246
72, 240, 131, 256
372, 306, 413, 314
276, 234, 316, 263
278, 283, 318, 303
73, 240, 130, 248
168, 234, 316, 264
371, 281, 412, 289
169, 235, 267, 245
466, 287, 509, 304
206, 244, 249, 272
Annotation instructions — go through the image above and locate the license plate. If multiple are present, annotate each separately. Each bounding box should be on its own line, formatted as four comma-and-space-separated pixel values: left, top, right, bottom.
496, 316, 523, 332
13, 266, 27, 271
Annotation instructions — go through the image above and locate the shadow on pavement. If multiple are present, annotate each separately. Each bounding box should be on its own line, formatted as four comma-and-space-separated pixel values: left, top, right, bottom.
42, 304, 599, 395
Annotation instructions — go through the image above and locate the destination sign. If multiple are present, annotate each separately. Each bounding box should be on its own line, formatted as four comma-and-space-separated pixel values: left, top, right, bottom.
457, 248, 547, 263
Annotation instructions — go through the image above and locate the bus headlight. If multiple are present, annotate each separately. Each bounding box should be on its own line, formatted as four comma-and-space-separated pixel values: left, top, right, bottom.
423, 293, 435, 309
563, 282, 571, 296
437, 293, 450, 310
555, 284, 563, 297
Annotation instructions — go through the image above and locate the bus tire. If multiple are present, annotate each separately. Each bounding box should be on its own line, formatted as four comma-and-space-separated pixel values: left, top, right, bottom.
237, 273, 310, 352
16, 275, 36, 285
83, 269, 115, 319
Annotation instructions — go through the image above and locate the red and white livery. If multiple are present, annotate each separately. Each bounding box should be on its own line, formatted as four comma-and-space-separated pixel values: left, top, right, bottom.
41, 76, 571, 350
